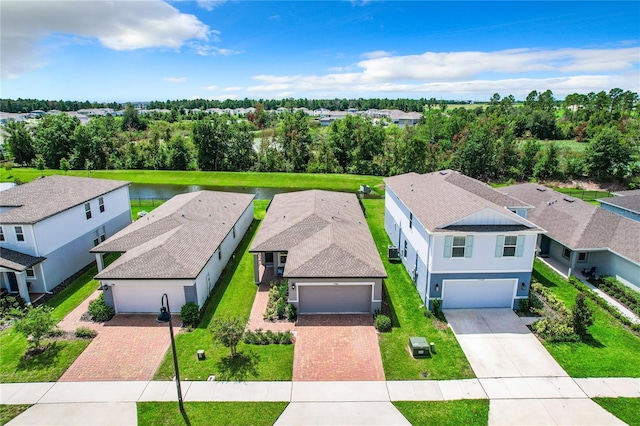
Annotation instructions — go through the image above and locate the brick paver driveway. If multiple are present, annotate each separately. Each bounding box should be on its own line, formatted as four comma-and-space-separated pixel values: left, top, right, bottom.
292, 314, 385, 381
59, 314, 177, 382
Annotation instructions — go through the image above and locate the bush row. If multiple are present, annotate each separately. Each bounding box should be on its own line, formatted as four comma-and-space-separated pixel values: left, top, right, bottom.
530, 282, 580, 342
590, 276, 640, 317
243, 329, 293, 345
263, 281, 296, 322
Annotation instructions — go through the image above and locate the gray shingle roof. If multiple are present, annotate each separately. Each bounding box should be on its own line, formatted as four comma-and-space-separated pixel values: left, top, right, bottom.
250, 190, 386, 278
384, 170, 538, 233
0, 248, 46, 272
94, 191, 254, 280
0, 175, 130, 224
598, 194, 640, 214
498, 183, 640, 263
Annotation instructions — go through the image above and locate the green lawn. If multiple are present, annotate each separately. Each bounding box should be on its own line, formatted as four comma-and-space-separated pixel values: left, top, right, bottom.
593, 398, 640, 426
539, 139, 588, 153
1, 168, 384, 195
533, 260, 640, 377
393, 400, 489, 426
154, 203, 293, 381
363, 199, 474, 380
137, 402, 288, 426
0, 328, 90, 383
553, 187, 612, 203
0, 404, 31, 425
130, 199, 164, 220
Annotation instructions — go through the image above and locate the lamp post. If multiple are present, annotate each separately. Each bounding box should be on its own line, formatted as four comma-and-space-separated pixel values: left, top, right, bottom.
157, 293, 184, 412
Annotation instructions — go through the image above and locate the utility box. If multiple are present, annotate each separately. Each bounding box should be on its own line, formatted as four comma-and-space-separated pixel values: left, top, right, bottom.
388, 245, 400, 261
409, 337, 430, 358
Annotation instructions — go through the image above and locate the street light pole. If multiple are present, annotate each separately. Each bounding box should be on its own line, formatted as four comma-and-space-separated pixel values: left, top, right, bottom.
157, 293, 184, 412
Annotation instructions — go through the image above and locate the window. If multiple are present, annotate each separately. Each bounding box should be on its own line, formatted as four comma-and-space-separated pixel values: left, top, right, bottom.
403, 240, 408, 258
94, 227, 106, 246
577, 252, 587, 263
85, 202, 92, 220
15, 226, 24, 242
563, 247, 571, 259
232, 226, 236, 239
444, 235, 473, 258
0, 226, 4, 242
280, 254, 288, 264
26, 268, 35, 278
503, 236, 518, 257
409, 213, 413, 229
99, 197, 105, 213
218, 248, 222, 260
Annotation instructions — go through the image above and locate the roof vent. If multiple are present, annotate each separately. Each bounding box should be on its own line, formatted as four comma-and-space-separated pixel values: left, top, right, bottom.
439, 171, 448, 175
563, 197, 575, 203
536, 187, 547, 192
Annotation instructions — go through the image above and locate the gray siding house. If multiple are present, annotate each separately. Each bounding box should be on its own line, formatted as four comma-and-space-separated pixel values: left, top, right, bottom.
598, 190, 640, 223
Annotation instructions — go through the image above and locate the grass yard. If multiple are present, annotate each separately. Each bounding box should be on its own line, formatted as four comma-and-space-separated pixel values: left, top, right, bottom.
1, 168, 384, 195
137, 402, 288, 426
539, 139, 588, 153
553, 187, 612, 203
0, 404, 31, 425
130, 198, 165, 220
363, 199, 474, 380
532, 260, 640, 377
154, 203, 293, 381
0, 328, 90, 383
393, 400, 489, 426
593, 398, 640, 426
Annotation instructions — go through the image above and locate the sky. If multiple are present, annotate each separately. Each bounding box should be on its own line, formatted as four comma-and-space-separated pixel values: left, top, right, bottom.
1, 1, 639, 103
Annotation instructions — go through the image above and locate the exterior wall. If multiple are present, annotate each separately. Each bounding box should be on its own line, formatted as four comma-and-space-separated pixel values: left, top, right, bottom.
287, 277, 383, 313
589, 251, 640, 289
549, 239, 571, 268
0, 224, 37, 255
37, 210, 131, 292
600, 203, 640, 222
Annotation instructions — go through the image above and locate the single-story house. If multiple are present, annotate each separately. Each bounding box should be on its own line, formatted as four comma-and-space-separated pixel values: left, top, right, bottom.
385, 170, 544, 309
499, 184, 640, 289
598, 190, 640, 222
249, 190, 386, 314
91, 191, 254, 313
0, 175, 131, 304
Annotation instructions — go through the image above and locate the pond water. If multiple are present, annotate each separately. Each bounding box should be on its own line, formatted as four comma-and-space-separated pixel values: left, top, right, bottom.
129, 183, 382, 201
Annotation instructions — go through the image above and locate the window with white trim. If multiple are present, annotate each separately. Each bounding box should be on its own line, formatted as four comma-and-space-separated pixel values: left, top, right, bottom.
94, 227, 106, 246
232, 226, 236, 239
280, 254, 287, 264
15, 226, 24, 242
495, 235, 524, 257
452, 236, 466, 257
85, 202, 92, 220
409, 213, 413, 229
403, 240, 408, 258
26, 268, 35, 278
99, 197, 105, 213
0, 226, 4, 242
444, 235, 473, 258
218, 248, 222, 260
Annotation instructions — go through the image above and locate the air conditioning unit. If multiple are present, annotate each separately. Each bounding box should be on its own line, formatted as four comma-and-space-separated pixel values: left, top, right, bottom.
388, 245, 400, 261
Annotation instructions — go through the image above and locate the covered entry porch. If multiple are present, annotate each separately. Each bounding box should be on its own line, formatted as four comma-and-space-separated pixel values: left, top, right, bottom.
0, 247, 46, 305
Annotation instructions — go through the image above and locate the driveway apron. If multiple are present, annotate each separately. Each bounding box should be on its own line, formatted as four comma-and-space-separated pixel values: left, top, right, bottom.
293, 314, 385, 381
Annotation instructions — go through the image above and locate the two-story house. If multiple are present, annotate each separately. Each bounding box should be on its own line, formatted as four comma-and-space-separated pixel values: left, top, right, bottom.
384, 170, 544, 309
0, 175, 131, 304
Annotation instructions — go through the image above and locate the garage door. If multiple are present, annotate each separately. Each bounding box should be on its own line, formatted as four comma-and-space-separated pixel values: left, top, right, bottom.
442, 279, 516, 309
298, 284, 372, 314
112, 285, 186, 313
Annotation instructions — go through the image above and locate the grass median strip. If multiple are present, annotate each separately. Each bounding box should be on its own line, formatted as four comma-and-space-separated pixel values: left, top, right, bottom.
137, 402, 288, 426
393, 400, 490, 426
0, 404, 32, 425
593, 397, 640, 426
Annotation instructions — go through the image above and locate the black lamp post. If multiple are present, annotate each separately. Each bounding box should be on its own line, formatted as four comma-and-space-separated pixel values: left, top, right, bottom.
157, 293, 184, 412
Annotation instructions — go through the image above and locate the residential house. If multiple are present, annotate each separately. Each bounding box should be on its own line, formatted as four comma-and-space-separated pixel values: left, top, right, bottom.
250, 190, 386, 314
499, 184, 640, 289
92, 191, 254, 313
598, 190, 640, 222
384, 171, 543, 309
0, 176, 131, 304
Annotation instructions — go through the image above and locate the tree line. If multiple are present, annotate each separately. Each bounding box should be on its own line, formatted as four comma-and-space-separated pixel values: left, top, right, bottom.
2, 89, 638, 187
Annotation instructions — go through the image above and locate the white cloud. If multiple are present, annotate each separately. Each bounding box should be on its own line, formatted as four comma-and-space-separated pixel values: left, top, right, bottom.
192, 44, 243, 56
223, 86, 244, 91
361, 50, 393, 59
200, 85, 218, 91
196, 0, 227, 11
1, 0, 210, 79
164, 77, 187, 83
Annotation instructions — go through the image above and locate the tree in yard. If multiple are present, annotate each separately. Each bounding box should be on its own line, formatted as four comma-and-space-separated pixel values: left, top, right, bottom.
59, 157, 71, 173
3, 121, 36, 165
35, 156, 46, 176
14, 306, 56, 351
210, 317, 246, 357
572, 293, 594, 338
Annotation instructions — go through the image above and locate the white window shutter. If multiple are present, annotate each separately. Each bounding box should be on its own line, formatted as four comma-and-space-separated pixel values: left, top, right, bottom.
495, 235, 505, 257
444, 235, 452, 258
515, 235, 525, 257
464, 235, 474, 258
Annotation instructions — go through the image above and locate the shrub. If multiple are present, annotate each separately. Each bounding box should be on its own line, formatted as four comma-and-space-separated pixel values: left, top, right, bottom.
285, 304, 297, 321
88, 293, 115, 322
75, 327, 97, 339
532, 317, 580, 342
242, 329, 293, 345
572, 293, 594, 338
431, 299, 442, 316
180, 302, 201, 328
263, 280, 295, 322
210, 317, 246, 357
14, 306, 56, 350
518, 298, 530, 313
374, 314, 392, 332
0, 294, 27, 319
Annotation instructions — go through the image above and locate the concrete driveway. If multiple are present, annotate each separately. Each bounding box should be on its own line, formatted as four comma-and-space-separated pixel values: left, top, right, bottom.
444, 309, 567, 378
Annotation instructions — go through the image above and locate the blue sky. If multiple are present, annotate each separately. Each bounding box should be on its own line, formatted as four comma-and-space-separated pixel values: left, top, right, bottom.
1, 1, 639, 102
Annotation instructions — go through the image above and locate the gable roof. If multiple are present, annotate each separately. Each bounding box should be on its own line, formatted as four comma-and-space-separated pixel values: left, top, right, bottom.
384, 170, 538, 233
93, 191, 254, 280
0, 175, 129, 224
498, 183, 640, 264
598, 194, 640, 215
250, 190, 386, 279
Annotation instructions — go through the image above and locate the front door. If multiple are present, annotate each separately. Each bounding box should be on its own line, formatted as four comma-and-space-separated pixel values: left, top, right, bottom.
7, 273, 18, 293
264, 252, 274, 266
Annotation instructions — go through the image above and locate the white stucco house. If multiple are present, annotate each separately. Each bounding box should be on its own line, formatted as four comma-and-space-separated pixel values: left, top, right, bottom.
384, 170, 544, 310
91, 191, 254, 313
499, 184, 640, 289
0, 175, 131, 305
249, 190, 386, 314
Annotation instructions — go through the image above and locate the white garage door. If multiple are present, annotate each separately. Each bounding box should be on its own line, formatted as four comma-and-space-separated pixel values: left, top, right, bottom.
442, 279, 516, 309
298, 284, 372, 314
112, 285, 186, 313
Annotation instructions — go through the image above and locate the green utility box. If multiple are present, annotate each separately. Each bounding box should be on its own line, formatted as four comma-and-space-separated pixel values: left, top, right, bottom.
409, 336, 430, 358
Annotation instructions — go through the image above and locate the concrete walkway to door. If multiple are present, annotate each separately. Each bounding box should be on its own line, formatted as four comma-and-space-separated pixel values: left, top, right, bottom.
293, 315, 385, 381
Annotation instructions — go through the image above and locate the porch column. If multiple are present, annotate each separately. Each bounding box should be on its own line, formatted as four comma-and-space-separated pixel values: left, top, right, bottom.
16, 272, 31, 306
568, 251, 577, 278
95, 253, 104, 272
253, 253, 260, 284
